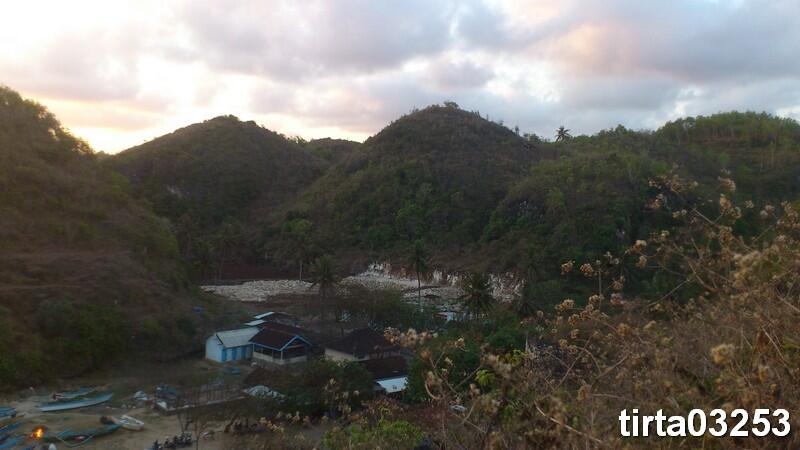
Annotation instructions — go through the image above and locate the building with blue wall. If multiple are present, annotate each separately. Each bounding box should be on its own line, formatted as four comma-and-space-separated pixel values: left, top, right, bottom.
205, 327, 259, 363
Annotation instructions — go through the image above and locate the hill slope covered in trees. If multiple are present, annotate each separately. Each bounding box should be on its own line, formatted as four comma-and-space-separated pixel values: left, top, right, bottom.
0, 86, 224, 386
108, 116, 328, 278
274, 105, 542, 262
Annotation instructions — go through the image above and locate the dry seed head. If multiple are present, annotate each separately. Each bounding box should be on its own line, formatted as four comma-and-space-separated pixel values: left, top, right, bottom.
710, 343, 736, 365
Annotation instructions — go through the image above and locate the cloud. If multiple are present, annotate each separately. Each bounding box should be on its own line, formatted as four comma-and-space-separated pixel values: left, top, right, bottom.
180, 0, 457, 79
0, 0, 799, 152
425, 56, 495, 90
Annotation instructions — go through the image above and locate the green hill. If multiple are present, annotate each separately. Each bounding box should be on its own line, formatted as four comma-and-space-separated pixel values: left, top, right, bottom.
108, 116, 327, 277
303, 137, 361, 164
276, 104, 540, 265
0, 86, 224, 386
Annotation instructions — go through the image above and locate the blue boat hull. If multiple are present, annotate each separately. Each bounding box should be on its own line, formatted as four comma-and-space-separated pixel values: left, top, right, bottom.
0, 436, 23, 449
38, 393, 113, 412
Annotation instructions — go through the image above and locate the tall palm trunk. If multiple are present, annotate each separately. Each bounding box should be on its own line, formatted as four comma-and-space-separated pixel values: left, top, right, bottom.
417, 273, 422, 311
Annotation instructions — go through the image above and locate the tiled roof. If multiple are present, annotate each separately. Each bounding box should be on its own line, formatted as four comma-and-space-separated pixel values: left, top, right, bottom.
327, 328, 396, 358
360, 356, 408, 380
250, 322, 312, 350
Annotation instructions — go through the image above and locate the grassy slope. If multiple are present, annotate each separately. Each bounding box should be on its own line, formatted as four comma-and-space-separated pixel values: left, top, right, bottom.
0, 87, 232, 387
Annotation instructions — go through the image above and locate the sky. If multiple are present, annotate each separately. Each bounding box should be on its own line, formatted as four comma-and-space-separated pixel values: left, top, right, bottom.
1, 0, 799, 153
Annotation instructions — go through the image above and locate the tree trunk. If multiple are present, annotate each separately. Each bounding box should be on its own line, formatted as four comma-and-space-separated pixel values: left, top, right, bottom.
417, 273, 422, 311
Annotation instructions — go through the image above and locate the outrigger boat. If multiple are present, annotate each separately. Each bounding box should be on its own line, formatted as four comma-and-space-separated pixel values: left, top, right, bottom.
53, 387, 96, 401
103, 414, 145, 431
0, 422, 22, 438
45, 424, 120, 447
38, 392, 113, 412
0, 413, 23, 429
0, 435, 24, 450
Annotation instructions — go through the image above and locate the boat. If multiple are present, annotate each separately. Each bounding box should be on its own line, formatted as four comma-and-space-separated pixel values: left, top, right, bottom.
45, 424, 120, 447
0, 408, 15, 420
38, 392, 113, 412
0, 422, 22, 438
0, 413, 24, 429
0, 436, 24, 449
53, 387, 96, 401
104, 414, 144, 431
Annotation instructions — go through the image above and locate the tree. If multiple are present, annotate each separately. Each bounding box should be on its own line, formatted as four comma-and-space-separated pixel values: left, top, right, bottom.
281, 218, 313, 280
555, 126, 572, 142
212, 220, 245, 280
411, 240, 429, 311
460, 272, 494, 320
310, 255, 339, 320
512, 281, 538, 317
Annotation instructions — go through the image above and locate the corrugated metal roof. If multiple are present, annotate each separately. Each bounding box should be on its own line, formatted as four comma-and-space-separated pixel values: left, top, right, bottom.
245, 319, 266, 326
216, 327, 259, 348
253, 312, 276, 319
376, 376, 408, 394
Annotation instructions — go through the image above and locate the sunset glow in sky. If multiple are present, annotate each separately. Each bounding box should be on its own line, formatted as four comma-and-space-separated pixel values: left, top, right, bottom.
2, 0, 799, 152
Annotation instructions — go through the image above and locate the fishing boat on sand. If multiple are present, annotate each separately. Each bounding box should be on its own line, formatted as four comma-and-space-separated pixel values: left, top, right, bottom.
0, 413, 23, 429
0, 422, 22, 439
53, 387, 96, 401
38, 392, 113, 412
0, 435, 24, 450
101, 414, 145, 431
45, 424, 120, 447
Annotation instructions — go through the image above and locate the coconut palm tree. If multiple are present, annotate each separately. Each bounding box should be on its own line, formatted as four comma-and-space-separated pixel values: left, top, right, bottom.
513, 281, 538, 318
310, 255, 339, 320
555, 126, 572, 142
411, 239, 429, 311
460, 272, 494, 320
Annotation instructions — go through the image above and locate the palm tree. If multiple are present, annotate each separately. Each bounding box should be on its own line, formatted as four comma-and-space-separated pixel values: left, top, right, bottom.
411, 239, 429, 311
460, 272, 494, 320
555, 126, 572, 142
310, 255, 339, 320
513, 281, 538, 318
282, 218, 312, 281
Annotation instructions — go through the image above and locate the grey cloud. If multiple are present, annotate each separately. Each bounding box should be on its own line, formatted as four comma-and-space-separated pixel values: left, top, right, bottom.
559, 77, 682, 110
181, 0, 460, 80
426, 58, 494, 90
1, 30, 141, 102
527, 0, 800, 83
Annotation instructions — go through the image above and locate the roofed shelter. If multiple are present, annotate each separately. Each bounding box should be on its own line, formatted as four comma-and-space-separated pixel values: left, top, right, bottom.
205, 327, 259, 363
250, 322, 314, 365
325, 328, 398, 362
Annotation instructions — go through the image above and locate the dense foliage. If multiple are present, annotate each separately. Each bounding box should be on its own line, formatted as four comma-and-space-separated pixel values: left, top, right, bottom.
401, 181, 800, 449
108, 115, 327, 278
0, 86, 223, 386
290, 104, 537, 256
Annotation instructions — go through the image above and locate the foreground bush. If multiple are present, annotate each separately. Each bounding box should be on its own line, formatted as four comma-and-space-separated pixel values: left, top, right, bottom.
406, 176, 799, 448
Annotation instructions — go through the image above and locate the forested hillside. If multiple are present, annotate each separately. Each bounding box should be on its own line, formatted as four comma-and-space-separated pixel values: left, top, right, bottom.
108, 103, 800, 295
0, 86, 224, 386
108, 116, 327, 278
302, 137, 361, 164
269, 104, 541, 267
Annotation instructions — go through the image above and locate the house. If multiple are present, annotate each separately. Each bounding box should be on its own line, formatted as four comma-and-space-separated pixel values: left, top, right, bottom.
205, 327, 259, 363
250, 322, 314, 365
360, 355, 409, 395
325, 328, 399, 362
244, 311, 299, 327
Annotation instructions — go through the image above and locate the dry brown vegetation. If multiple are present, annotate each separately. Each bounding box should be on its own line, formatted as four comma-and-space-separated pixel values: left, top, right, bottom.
406, 176, 799, 448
